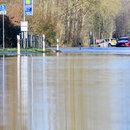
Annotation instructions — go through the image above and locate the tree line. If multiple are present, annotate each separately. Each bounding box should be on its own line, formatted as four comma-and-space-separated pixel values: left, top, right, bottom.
0, 0, 130, 47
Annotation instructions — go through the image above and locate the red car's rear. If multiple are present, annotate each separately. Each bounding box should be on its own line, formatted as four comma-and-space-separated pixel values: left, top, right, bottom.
116, 37, 130, 47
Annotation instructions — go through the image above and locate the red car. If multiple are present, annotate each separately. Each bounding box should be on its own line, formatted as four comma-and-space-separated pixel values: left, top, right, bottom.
116, 37, 130, 47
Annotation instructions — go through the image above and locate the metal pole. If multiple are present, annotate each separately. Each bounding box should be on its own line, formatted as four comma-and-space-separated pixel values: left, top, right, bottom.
23, 0, 25, 21
23, 0, 26, 48
3, 14, 5, 49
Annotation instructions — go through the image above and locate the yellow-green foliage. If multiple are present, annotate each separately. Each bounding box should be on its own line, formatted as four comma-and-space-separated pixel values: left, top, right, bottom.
4, 0, 129, 46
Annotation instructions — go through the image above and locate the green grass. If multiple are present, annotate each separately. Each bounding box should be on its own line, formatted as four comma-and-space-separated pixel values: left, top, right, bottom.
0, 48, 54, 53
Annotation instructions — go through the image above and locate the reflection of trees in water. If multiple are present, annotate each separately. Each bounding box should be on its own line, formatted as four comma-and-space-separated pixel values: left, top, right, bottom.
1, 55, 130, 129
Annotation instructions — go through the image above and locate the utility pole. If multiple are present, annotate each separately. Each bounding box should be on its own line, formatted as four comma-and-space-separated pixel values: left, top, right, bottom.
3, 13, 5, 49
22, 0, 33, 48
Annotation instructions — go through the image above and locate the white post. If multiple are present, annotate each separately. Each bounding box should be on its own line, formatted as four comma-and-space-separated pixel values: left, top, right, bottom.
57, 39, 59, 51
17, 35, 20, 55
43, 34, 45, 52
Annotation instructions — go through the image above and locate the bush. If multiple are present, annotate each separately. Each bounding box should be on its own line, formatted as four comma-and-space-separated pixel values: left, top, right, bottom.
0, 16, 20, 47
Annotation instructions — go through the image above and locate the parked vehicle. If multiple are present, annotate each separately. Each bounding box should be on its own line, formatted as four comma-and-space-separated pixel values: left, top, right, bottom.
105, 38, 117, 47
96, 39, 104, 44
116, 37, 130, 47
98, 40, 108, 47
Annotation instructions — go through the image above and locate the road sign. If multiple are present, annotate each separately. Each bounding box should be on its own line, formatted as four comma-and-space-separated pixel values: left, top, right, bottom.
24, 0, 33, 15
21, 21, 28, 31
0, 11, 6, 15
0, 4, 6, 11
0, 5, 6, 49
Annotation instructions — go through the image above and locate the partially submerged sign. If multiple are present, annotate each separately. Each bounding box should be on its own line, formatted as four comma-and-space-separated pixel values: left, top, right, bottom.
24, 0, 33, 15
21, 21, 28, 31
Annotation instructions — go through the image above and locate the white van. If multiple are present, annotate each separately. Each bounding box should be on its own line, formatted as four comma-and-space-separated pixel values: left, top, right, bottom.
98, 40, 108, 47
105, 38, 117, 47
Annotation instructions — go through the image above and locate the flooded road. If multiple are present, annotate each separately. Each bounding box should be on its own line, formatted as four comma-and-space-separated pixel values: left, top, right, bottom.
0, 52, 130, 130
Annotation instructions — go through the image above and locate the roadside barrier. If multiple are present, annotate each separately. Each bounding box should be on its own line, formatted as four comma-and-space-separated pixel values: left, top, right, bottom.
17, 35, 20, 55
43, 34, 46, 52
57, 39, 59, 51
19, 33, 43, 48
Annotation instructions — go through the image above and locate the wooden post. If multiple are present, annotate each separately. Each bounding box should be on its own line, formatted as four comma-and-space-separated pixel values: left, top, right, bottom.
43, 34, 45, 52
57, 39, 59, 51
17, 35, 20, 55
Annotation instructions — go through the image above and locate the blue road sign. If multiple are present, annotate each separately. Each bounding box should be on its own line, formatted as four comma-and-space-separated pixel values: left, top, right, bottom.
24, 0, 33, 15
0, 4, 6, 11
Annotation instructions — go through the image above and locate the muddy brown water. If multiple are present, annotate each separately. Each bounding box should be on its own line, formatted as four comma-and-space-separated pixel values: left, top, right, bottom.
0, 53, 130, 130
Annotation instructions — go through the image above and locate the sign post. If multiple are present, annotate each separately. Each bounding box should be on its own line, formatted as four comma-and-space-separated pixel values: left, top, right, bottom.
21, 21, 28, 32
24, 0, 33, 16
22, 0, 33, 48
21, 21, 28, 48
0, 4, 6, 49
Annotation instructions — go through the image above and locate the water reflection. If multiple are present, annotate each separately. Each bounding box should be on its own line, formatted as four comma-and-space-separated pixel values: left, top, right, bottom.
0, 55, 7, 129
0, 54, 130, 129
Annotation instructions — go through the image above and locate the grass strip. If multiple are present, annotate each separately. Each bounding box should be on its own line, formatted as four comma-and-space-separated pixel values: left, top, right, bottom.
0, 48, 54, 53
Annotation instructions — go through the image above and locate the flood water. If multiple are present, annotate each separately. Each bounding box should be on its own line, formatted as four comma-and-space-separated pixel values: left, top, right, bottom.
0, 53, 130, 130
